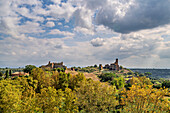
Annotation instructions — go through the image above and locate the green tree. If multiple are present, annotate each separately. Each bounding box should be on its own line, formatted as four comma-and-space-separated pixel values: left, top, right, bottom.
75, 79, 118, 112
0, 72, 3, 77
0, 77, 37, 112
111, 77, 125, 89
30, 68, 51, 92
57, 67, 61, 72
99, 73, 116, 82
0, 79, 22, 112
35, 87, 64, 112
5, 70, 9, 78
121, 84, 170, 112
94, 64, 97, 67
162, 80, 170, 88
69, 73, 86, 90
120, 65, 123, 70
23, 65, 36, 74
144, 72, 152, 76
9, 70, 12, 76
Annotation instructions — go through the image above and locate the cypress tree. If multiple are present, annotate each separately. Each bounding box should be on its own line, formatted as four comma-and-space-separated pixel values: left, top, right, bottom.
9, 70, 12, 76
5, 70, 9, 78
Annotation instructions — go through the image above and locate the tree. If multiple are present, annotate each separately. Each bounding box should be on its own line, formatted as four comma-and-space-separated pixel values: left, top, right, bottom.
57, 67, 61, 72
121, 84, 170, 112
30, 68, 51, 92
0, 77, 37, 112
0, 79, 22, 112
99, 73, 116, 82
111, 77, 125, 89
23, 65, 36, 74
144, 72, 152, 76
94, 64, 97, 67
5, 70, 9, 78
9, 70, 12, 76
120, 65, 123, 70
0, 72, 3, 77
75, 79, 118, 112
35, 87, 63, 112
162, 80, 170, 88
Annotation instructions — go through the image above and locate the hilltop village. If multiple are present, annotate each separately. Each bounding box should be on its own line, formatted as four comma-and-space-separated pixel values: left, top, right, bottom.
40, 58, 120, 72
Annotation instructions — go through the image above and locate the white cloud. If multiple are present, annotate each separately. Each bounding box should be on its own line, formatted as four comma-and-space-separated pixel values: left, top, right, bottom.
51, 0, 61, 4
45, 21, 55, 27
58, 22, 62, 25
18, 21, 45, 34
90, 38, 105, 47
74, 27, 94, 35
64, 25, 69, 28
48, 2, 76, 21
49, 29, 74, 36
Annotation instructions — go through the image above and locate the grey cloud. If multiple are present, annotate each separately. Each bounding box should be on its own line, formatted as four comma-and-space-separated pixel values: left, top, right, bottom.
96, 0, 170, 33
54, 44, 63, 48
73, 8, 93, 29
158, 48, 170, 59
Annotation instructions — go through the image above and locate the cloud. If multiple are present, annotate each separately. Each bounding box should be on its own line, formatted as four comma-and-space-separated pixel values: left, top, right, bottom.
18, 21, 45, 34
73, 7, 94, 31
49, 29, 74, 36
90, 38, 105, 47
45, 21, 55, 27
51, 0, 61, 4
0, 36, 66, 67
54, 43, 63, 48
58, 22, 62, 25
74, 27, 94, 35
48, 2, 76, 21
0, 0, 170, 68
96, 0, 170, 33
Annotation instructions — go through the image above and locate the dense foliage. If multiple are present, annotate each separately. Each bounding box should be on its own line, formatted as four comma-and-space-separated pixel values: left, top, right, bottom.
23, 65, 36, 74
0, 67, 169, 112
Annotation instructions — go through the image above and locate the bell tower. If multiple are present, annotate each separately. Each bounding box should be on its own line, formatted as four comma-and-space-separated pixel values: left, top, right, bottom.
115, 58, 118, 65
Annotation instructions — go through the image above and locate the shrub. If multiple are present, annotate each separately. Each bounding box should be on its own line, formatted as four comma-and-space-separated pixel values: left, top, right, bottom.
162, 80, 170, 88
99, 73, 116, 82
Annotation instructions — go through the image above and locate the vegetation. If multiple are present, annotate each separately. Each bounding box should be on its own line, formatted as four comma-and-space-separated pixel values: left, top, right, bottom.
23, 65, 36, 74
0, 72, 3, 77
0, 66, 169, 112
162, 80, 170, 88
0, 67, 24, 74
99, 72, 116, 82
121, 84, 170, 112
74, 66, 99, 73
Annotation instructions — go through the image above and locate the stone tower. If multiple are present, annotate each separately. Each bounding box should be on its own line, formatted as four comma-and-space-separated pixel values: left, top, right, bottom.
115, 58, 118, 65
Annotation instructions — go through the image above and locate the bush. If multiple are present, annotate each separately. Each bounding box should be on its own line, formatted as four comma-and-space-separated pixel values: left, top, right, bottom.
162, 80, 170, 88
0, 72, 3, 77
153, 84, 162, 89
127, 71, 133, 75
99, 73, 116, 82
111, 77, 125, 89
24, 65, 36, 74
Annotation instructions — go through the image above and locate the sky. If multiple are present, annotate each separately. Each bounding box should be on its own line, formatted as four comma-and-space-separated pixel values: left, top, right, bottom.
0, 0, 170, 68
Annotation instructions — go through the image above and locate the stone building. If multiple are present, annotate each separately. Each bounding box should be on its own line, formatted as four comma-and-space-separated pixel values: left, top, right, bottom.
40, 61, 67, 69
104, 58, 119, 71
